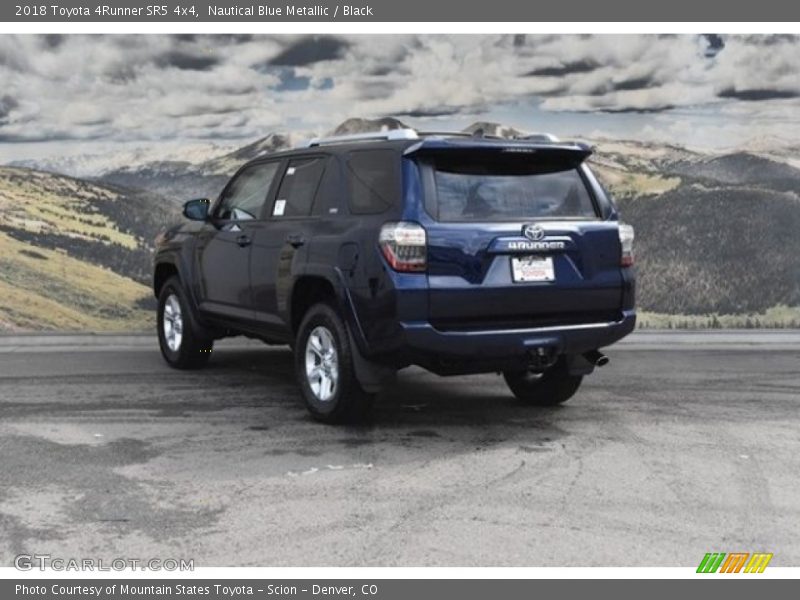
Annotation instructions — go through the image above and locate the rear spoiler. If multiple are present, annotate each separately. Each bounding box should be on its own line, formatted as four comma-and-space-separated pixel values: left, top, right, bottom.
403, 138, 593, 161
403, 139, 593, 167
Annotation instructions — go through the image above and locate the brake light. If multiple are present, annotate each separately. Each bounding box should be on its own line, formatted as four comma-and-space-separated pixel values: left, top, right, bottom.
618, 223, 634, 267
379, 222, 427, 272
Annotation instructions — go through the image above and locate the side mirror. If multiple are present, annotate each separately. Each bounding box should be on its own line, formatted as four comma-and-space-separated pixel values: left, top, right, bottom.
183, 198, 210, 221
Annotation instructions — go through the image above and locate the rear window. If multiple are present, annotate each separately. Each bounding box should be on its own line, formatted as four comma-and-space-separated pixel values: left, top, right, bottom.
431, 154, 597, 221
345, 149, 399, 214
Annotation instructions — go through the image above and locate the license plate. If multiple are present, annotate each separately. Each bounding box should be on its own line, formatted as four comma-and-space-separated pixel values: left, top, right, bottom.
511, 256, 555, 282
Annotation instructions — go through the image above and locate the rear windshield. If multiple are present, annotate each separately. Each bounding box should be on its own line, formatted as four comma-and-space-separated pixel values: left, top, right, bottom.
430, 154, 597, 221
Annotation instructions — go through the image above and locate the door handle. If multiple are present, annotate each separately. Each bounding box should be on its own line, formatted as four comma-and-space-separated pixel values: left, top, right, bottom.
236, 234, 252, 248
286, 233, 306, 248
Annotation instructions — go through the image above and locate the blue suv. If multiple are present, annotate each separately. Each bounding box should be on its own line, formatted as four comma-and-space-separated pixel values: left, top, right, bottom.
153, 129, 636, 423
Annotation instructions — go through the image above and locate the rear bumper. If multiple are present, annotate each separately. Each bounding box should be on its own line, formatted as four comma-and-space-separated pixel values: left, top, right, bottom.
398, 309, 636, 359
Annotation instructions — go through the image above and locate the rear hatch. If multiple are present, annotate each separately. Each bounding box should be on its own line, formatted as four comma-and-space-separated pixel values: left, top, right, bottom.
412, 144, 624, 331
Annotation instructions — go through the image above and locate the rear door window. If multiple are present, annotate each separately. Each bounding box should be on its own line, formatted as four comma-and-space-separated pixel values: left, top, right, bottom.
273, 157, 328, 218
431, 153, 597, 221
312, 159, 343, 217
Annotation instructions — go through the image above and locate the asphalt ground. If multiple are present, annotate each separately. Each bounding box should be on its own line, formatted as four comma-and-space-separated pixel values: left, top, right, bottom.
0, 331, 798, 567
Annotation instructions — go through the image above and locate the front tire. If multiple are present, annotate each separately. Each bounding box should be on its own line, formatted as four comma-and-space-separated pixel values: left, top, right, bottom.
503, 359, 583, 406
157, 276, 213, 369
295, 303, 374, 424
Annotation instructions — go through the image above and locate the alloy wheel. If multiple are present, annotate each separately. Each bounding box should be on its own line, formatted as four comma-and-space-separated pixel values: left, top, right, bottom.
304, 326, 339, 401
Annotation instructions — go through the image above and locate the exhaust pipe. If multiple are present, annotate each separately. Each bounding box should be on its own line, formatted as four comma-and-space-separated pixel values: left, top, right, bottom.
584, 350, 609, 367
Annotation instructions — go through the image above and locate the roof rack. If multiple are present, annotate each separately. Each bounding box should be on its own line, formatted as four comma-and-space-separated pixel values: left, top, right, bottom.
514, 133, 560, 143
416, 131, 475, 138
303, 128, 418, 147
299, 128, 576, 149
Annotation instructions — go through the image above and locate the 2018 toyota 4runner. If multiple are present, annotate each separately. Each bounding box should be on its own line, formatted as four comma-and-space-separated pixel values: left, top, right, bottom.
153, 129, 636, 423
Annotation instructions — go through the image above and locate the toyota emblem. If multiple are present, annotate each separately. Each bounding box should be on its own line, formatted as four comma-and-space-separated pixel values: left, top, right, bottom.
523, 224, 545, 241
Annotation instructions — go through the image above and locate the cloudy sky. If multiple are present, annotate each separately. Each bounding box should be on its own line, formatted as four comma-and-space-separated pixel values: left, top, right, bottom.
1, 34, 799, 164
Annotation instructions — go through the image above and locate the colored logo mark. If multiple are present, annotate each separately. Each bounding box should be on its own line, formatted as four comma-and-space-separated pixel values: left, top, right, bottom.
697, 552, 773, 573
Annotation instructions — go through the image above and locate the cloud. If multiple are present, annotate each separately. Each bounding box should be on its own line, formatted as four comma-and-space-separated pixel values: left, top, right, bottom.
0, 95, 18, 123
156, 50, 220, 71
702, 34, 724, 56
718, 88, 799, 101
41, 34, 65, 49
394, 106, 464, 118
266, 36, 350, 67
0, 34, 799, 151
711, 36, 800, 99
525, 60, 599, 77
517, 35, 714, 112
611, 76, 657, 92
737, 34, 799, 46
0, 37, 31, 71
599, 105, 676, 114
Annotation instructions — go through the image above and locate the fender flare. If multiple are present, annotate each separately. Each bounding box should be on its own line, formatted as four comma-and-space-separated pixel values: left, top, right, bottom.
289, 265, 395, 391
288, 263, 369, 349
153, 250, 206, 327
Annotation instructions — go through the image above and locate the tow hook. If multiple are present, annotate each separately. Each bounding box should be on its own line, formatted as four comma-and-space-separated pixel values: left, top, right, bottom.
584, 349, 609, 367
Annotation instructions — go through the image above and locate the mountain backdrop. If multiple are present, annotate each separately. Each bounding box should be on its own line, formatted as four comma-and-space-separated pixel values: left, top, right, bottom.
0, 167, 174, 330
1, 118, 799, 331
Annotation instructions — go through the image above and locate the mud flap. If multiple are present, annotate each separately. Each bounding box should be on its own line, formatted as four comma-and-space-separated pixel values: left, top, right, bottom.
347, 325, 396, 393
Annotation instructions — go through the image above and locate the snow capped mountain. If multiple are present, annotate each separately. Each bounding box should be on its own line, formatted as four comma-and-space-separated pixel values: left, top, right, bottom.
8, 142, 237, 180
331, 117, 408, 135
197, 132, 304, 176
462, 121, 524, 138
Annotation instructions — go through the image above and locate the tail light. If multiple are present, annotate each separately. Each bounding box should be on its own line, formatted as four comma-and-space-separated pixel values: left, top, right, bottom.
618, 223, 634, 267
379, 222, 427, 272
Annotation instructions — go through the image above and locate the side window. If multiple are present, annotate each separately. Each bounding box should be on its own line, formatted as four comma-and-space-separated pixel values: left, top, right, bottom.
272, 157, 327, 218
345, 150, 398, 214
215, 162, 280, 221
312, 159, 343, 217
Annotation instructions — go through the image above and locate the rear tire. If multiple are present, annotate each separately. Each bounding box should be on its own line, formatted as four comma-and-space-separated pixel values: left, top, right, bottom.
503, 359, 583, 406
295, 303, 374, 424
157, 276, 213, 369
